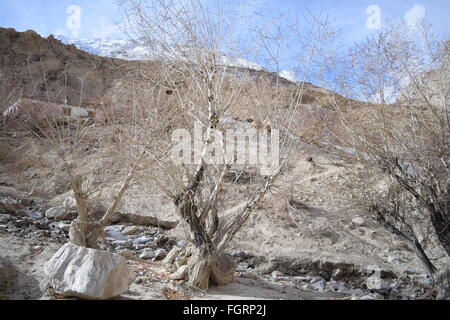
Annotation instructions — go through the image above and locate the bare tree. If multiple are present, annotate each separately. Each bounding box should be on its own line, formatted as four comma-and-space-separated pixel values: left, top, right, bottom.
120, 0, 327, 289
2, 65, 150, 249
319, 21, 449, 276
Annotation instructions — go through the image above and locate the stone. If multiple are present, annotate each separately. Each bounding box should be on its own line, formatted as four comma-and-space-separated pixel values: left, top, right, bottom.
210, 254, 235, 286
311, 280, 326, 291
49, 222, 71, 232
326, 280, 346, 292
351, 217, 365, 226
139, 250, 155, 260
45, 207, 69, 220
19, 199, 34, 207
23, 210, 42, 219
310, 276, 325, 284
122, 226, 138, 235
112, 240, 132, 249
0, 214, 11, 224
133, 236, 152, 245
331, 268, 344, 281
63, 197, 77, 211
387, 256, 399, 264
44, 243, 135, 300
104, 225, 124, 232
105, 227, 129, 241
0, 256, 18, 291
177, 240, 190, 248
366, 274, 389, 291
358, 295, 377, 300
170, 265, 189, 280
292, 276, 313, 282
271, 271, 283, 278
154, 249, 168, 260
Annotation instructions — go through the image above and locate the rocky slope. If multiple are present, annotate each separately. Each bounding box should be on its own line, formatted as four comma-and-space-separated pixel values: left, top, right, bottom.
0, 28, 448, 300
0, 28, 129, 111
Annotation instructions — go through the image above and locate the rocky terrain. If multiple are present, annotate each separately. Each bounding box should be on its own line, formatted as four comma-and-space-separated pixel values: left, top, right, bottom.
0, 28, 448, 300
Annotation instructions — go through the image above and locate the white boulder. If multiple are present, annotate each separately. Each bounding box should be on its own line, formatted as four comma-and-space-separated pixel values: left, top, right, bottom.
44, 243, 135, 300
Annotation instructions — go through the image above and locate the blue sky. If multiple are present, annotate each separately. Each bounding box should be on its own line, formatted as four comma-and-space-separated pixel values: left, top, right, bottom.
0, 0, 449, 41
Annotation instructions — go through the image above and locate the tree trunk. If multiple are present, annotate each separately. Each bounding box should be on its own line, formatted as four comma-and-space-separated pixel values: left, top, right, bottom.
429, 208, 450, 258
186, 246, 213, 290
411, 240, 438, 276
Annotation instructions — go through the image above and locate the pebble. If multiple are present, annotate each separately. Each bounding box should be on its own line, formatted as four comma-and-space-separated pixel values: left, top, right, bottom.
139, 250, 155, 260
154, 249, 168, 260
134, 236, 152, 245
122, 226, 138, 235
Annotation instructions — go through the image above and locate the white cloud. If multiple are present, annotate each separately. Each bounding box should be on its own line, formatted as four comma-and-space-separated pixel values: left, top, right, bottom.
404, 4, 426, 28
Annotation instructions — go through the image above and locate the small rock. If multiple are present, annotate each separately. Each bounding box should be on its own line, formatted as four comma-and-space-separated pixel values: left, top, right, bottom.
45, 207, 69, 220
112, 240, 132, 249
311, 280, 326, 291
177, 240, 190, 248
104, 225, 124, 233
19, 199, 34, 207
366, 273, 389, 291
105, 227, 129, 241
310, 276, 325, 284
139, 250, 155, 260
358, 295, 377, 300
49, 222, 71, 233
0, 214, 11, 224
133, 236, 152, 245
331, 268, 344, 281
387, 256, 399, 264
122, 226, 138, 235
351, 217, 365, 226
326, 280, 346, 292
63, 197, 77, 211
23, 210, 42, 219
154, 249, 168, 260
292, 276, 312, 282
271, 271, 283, 278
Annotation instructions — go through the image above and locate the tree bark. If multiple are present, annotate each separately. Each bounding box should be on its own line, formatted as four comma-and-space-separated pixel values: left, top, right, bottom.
412, 240, 438, 276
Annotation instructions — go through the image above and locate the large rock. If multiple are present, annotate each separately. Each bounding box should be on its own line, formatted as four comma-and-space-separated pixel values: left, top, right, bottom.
44, 243, 135, 300
210, 254, 235, 286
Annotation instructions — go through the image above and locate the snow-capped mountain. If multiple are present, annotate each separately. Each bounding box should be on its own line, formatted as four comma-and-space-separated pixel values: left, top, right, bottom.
56, 36, 150, 60
56, 36, 297, 81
